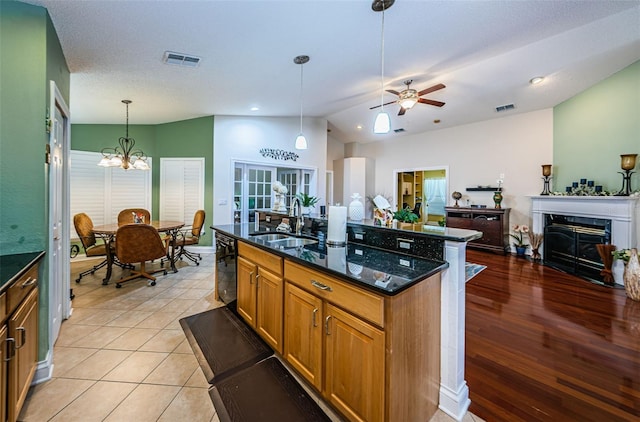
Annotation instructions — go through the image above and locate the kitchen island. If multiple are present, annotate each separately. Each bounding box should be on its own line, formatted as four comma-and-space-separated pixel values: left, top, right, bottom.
213, 215, 480, 421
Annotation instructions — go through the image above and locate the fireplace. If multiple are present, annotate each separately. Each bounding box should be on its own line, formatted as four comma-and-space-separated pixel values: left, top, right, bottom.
531, 196, 639, 285
543, 214, 611, 282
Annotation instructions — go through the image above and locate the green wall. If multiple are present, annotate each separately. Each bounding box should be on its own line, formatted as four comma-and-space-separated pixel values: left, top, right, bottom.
554, 60, 640, 192
71, 116, 215, 246
0, 1, 70, 361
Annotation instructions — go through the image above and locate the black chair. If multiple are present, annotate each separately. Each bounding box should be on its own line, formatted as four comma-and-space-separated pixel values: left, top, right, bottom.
413, 202, 422, 219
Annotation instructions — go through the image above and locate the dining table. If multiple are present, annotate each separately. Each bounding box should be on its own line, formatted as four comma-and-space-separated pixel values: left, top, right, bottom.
92, 220, 185, 285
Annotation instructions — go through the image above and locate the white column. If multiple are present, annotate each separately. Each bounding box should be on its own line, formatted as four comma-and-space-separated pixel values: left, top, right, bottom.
439, 240, 471, 421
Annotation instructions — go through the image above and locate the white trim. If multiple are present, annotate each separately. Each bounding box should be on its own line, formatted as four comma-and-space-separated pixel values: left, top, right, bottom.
33, 351, 53, 385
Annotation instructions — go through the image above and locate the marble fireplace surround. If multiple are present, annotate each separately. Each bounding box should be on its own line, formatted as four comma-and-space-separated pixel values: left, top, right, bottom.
531, 196, 640, 280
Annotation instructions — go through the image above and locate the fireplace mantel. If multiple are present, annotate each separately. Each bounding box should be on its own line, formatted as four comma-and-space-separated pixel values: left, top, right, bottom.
531, 195, 640, 251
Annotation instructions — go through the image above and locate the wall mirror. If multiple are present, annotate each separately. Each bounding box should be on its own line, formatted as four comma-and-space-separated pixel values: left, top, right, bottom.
393, 166, 449, 227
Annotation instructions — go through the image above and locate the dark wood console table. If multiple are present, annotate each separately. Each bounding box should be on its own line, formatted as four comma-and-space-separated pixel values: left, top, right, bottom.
445, 207, 510, 254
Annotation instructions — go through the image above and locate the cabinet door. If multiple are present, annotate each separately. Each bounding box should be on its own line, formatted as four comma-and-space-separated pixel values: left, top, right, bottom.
256, 268, 283, 354
236, 256, 257, 328
325, 304, 385, 422
8, 288, 38, 422
284, 283, 323, 390
0, 324, 6, 422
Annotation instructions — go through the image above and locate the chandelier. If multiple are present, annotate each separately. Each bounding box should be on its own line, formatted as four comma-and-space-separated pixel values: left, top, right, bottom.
98, 100, 149, 170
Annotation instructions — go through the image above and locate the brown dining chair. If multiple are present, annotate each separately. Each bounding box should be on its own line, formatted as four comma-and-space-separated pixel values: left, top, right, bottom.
114, 224, 168, 288
117, 208, 151, 226
73, 213, 112, 283
172, 210, 206, 265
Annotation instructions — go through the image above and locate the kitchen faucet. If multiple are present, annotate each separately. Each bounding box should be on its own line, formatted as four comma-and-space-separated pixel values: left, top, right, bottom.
289, 196, 304, 236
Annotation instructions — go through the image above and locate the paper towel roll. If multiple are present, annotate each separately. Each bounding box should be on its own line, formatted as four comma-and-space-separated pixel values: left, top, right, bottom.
327, 206, 347, 246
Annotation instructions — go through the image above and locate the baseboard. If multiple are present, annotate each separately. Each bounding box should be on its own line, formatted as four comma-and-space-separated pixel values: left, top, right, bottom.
33, 350, 53, 385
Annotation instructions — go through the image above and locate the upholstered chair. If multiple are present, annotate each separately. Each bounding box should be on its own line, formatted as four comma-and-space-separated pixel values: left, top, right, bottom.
73, 213, 112, 283
114, 224, 168, 288
172, 210, 206, 265
117, 208, 151, 226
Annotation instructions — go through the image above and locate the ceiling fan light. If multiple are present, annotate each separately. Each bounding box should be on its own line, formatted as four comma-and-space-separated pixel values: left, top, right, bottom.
398, 97, 418, 109
295, 133, 308, 150
374, 112, 390, 134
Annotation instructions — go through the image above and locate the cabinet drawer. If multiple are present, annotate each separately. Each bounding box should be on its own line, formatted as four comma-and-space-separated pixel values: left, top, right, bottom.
7, 265, 38, 314
285, 261, 384, 327
238, 242, 283, 276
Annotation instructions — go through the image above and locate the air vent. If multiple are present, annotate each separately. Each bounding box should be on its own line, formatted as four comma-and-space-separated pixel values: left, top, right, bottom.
163, 51, 201, 67
393, 128, 406, 133
495, 103, 515, 113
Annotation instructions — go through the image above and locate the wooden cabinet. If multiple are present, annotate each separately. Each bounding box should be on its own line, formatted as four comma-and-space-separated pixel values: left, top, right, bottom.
445, 207, 510, 254
284, 260, 441, 422
0, 254, 41, 422
237, 242, 284, 354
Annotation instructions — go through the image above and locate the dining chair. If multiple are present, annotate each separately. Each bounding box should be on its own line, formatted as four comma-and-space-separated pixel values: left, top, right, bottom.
114, 224, 168, 288
73, 213, 111, 283
117, 208, 151, 226
171, 210, 206, 265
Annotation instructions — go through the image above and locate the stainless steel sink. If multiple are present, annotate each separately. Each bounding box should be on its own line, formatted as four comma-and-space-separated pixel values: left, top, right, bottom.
267, 237, 318, 248
249, 232, 318, 249
249, 233, 292, 242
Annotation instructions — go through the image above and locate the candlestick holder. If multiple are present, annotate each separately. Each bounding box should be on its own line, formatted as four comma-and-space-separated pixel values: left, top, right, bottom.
617, 153, 637, 196
540, 164, 552, 195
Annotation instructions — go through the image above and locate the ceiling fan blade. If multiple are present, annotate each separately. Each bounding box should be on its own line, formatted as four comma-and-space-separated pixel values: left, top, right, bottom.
386, 89, 400, 95
369, 100, 398, 110
418, 98, 445, 107
398, 107, 406, 116
417, 83, 446, 96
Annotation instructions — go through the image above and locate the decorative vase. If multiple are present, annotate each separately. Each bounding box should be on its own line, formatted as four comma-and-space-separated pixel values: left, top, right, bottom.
624, 248, 640, 301
348, 193, 364, 221
515, 246, 527, 257
302, 206, 311, 215
531, 247, 541, 261
493, 190, 503, 209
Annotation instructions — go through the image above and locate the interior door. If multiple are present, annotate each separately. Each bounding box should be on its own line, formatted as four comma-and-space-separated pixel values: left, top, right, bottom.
49, 81, 71, 346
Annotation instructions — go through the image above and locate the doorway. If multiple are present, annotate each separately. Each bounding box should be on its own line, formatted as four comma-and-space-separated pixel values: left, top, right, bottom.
393, 166, 448, 225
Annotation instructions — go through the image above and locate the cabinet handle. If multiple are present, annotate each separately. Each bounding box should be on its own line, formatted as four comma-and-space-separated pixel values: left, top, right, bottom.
255, 273, 260, 285
21, 277, 37, 288
325, 315, 332, 335
4, 338, 15, 362
311, 280, 332, 292
249, 271, 254, 284
312, 308, 318, 327
16, 327, 26, 349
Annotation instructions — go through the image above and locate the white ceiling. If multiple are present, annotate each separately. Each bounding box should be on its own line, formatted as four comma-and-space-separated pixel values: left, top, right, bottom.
22, 0, 640, 144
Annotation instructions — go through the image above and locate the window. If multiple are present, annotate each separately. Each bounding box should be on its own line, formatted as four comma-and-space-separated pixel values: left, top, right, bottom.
159, 158, 205, 224
70, 150, 152, 238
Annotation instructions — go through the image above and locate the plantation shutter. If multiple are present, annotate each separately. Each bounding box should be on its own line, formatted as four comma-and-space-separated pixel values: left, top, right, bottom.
159, 158, 205, 225
69, 150, 152, 239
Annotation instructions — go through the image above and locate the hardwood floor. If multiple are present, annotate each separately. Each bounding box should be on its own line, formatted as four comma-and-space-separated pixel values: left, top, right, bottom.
464, 250, 640, 422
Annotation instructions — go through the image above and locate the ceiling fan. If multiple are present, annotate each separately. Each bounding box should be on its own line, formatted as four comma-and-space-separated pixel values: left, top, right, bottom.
370, 80, 446, 116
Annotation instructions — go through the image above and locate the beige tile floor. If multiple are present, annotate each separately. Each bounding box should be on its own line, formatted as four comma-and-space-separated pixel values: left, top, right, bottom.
19, 252, 483, 422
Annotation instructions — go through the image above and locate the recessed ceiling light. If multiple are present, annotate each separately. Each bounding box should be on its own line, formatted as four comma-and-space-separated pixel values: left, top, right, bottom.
529, 76, 545, 85
356, 125, 363, 130
250, 106, 259, 111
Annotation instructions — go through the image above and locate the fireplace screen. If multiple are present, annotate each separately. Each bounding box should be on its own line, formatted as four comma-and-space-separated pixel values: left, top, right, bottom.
543, 214, 611, 283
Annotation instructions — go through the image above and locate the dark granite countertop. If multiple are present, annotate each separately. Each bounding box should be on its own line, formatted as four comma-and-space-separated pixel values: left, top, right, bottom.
0, 251, 46, 291
254, 209, 482, 242
212, 224, 448, 296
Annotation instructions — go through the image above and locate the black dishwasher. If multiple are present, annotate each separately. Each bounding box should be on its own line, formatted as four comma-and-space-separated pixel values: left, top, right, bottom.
215, 232, 237, 310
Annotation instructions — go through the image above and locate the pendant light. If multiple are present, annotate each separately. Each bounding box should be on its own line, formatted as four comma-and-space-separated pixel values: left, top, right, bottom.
98, 100, 149, 170
294, 55, 309, 150
372, 0, 394, 134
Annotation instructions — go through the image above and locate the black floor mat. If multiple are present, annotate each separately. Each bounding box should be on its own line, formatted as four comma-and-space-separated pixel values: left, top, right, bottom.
179, 306, 273, 384
210, 357, 331, 422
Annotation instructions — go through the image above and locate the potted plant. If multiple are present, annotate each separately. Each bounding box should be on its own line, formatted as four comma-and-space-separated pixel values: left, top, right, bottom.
393, 208, 419, 230
295, 193, 319, 215
510, 224, 529, 256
